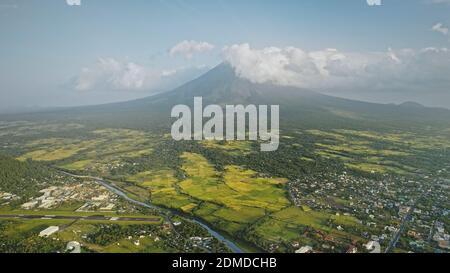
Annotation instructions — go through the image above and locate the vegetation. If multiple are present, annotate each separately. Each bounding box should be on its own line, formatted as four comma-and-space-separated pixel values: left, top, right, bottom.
0, 154, 67, 199
0, 106, 449, 253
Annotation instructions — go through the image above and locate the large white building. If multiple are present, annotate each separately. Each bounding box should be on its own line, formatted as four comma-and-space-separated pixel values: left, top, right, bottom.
39, 226, 59, 237
295, 246, 313, 253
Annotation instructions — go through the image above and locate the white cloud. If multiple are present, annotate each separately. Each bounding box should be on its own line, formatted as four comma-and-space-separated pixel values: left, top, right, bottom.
366, 0, 382, 6
432, 23, 449, 36
66, 0, 81, 6
223, 44, 352, 89
0, 4, 18, 9
429, 0, 450, 4
161, 69, 177, 77
75, 58, 160, 91
74, 58, 210, 92
223, 43, 450, 93
170, 40, 215, 59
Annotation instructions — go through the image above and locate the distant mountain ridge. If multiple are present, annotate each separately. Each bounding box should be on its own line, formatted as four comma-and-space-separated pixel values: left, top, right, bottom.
398, 101, 425, 108
2, 63, 450, 131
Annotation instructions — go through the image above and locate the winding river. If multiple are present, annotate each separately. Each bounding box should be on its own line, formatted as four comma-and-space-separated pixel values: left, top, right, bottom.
58, 170, 244, 253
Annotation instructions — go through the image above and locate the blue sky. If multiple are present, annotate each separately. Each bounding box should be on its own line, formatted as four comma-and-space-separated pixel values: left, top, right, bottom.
1, 0, 450, 110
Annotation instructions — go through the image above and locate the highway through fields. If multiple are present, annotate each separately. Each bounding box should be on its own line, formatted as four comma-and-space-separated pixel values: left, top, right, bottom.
0, 213, 161, 222
57, 170, 245, 253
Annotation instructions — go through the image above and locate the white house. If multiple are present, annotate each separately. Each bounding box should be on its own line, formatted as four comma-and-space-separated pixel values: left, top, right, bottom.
39, 226, 59, 237
295, 246, 313, 253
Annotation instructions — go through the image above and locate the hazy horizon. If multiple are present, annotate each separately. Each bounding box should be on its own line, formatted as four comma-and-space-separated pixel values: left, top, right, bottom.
1, 0, 450, 110
2, 61, 450, 115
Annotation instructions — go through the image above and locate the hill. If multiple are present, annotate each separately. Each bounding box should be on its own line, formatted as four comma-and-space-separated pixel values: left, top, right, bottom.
2, 63, 450, 132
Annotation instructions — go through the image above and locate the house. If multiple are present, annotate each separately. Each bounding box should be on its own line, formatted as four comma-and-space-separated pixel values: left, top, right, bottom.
295, 246, 313, 253
399, 206, 411, 216
99, 203, 115, 210
346, 246, 358, 253
39, 226, 59, 237
438, 240, 450, 250
66, 241, 81, 253
365, 241, 381, 253
21, 200, 38, 209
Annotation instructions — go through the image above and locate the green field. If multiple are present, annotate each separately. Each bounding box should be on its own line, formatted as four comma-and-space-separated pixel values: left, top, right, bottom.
2, 121, 449, 253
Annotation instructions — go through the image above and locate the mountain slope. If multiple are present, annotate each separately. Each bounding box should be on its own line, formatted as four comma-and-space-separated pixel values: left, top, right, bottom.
2, 63, 450, 131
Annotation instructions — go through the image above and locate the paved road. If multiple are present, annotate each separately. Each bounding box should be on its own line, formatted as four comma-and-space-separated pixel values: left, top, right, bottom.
0, 214, 160, 222
384, 191, 427, 253
57, 169, 245, 253
384, 208, 412, 253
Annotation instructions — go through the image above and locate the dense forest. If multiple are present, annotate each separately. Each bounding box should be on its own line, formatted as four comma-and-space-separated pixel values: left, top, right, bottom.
0, 154, 61, 199
0, 220, 66, 253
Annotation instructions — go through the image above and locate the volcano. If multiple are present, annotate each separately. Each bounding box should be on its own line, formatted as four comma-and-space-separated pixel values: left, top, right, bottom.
3, 63, 450, 131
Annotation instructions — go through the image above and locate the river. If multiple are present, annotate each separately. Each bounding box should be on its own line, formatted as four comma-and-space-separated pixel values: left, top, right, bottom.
58, 170, 244, 253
